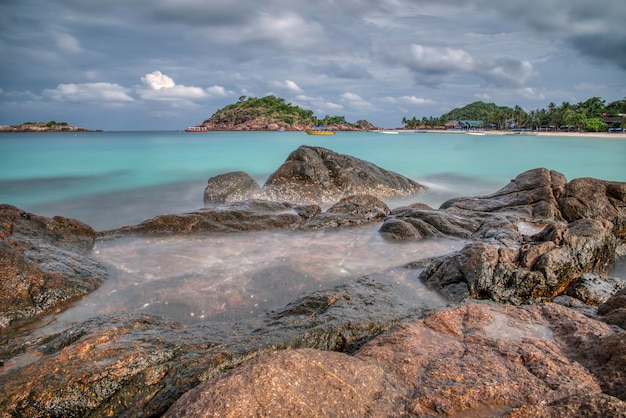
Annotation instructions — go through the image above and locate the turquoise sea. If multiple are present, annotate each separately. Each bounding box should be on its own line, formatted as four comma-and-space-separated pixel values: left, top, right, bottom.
1, 130, 625, 230
1, 130, 626, 326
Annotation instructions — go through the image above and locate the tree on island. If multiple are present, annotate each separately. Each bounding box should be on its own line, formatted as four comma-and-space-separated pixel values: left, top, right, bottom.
403, 97, 626, 132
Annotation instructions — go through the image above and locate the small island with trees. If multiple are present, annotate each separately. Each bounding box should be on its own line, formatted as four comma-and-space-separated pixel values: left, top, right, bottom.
193, 95, 378, 131
0, 121, 92, 133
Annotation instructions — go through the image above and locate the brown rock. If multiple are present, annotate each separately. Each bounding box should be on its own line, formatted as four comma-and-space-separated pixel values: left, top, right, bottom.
165, 303, 626, 417
0, 205, 106, 328
164, 349, 399, 417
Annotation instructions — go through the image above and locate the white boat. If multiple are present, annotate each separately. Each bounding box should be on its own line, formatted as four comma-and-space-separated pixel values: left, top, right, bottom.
184, 126, 209, 133
466, 131, 486, 136
378, 130, 399, 134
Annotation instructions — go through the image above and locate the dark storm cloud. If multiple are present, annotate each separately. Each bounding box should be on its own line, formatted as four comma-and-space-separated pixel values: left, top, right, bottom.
1, 0, 624, 130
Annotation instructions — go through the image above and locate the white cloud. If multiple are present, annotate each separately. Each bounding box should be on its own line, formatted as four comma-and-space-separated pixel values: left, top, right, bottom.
43, 82, 134, 103
271, 80, 303, 94
410, 44, 477, 73
399, 96, 432, 105
138, 71, 230, 102
142, 71, 175, 90
517, 87, 546, 100
341, 92, 372, 108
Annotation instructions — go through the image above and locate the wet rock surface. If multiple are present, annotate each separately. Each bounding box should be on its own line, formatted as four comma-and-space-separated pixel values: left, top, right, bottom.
102, 195, 392, 236
0, 205, 107, 328
0, 279, 421, 417
379, 168, 626, 305
258, 145, 426, 204
1, 163, 625, 417
165, 303, 626, 417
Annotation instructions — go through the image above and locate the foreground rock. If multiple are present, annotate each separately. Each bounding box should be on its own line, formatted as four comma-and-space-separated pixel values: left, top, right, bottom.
103, 195, 390, 236
0, 205, 107, 328
0, 279, 419, 417
166, 303, 626, 417
259, 145, 426, 204
379, 168, 626, 305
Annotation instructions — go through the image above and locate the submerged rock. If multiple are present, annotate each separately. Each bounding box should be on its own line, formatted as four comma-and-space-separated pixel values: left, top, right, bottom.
258, 145, 426, 204
165, 303, 626, 417
0, 205, 107, 328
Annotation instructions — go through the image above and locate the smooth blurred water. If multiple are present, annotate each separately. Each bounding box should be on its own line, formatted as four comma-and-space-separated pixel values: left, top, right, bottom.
1, 130, 624, 230
1, 130, 625, 332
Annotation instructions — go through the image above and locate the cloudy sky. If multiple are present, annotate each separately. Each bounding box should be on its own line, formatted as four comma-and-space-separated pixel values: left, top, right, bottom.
1, 0, 625, 130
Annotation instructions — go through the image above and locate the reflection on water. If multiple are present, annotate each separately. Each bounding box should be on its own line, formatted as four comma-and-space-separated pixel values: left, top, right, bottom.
49, 225, 464, 327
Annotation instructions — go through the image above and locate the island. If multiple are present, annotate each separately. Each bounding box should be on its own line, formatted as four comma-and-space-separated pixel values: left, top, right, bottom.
0, 121, 93, 132
191, 95, 379, 131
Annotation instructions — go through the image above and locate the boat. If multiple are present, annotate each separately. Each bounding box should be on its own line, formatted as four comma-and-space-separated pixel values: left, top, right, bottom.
466, 131, 486, 136
505, 129, 538, 136
184, 126, 209, 132
378, 130, 399, 135
306, 126, 335, 135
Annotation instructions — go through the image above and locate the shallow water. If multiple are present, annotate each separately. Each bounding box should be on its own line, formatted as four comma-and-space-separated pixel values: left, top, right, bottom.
52, 226, 463, 328
1, 131, 624, 339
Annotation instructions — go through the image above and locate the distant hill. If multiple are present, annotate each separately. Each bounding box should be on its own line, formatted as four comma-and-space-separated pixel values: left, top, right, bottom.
440, 101, 513, 121
197, 95, 378, 131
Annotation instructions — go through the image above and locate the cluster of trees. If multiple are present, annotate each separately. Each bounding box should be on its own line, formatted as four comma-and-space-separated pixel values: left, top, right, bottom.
17, 121, 69, 127
214, 96, 353, 127
403, 97, 626, 132
211, 96, 356, 127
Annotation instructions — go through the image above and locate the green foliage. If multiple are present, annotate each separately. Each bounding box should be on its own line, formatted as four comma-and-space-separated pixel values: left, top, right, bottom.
211, 95, 324, 126
404, 96, 620, 132
441, 101, 512, 121
583, 117, 607, 132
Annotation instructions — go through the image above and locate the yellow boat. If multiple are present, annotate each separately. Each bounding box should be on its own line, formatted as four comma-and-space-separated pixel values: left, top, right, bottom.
306, 126, 334, 135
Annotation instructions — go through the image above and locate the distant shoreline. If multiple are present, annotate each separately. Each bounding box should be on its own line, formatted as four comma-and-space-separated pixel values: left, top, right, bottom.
392, 129, 626, 139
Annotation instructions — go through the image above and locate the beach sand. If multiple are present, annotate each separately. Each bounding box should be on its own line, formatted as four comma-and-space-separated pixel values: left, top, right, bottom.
399, 129, 626, 139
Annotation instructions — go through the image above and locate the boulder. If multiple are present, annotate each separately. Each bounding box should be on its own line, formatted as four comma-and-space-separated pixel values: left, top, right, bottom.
259, 145, 426, 205
164, 303, 626, 417
598, 287, 626, 329
559, 177, 626, 237
203, 171, 260, 205
299, 194, 390, 230
440, 167, 567, 219
0, 205, 107, 328
419, 219, 617, 304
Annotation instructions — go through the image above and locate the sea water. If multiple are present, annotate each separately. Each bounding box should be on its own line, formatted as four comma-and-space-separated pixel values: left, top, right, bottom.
2, 130, 624, 230
1, 131, 625, 327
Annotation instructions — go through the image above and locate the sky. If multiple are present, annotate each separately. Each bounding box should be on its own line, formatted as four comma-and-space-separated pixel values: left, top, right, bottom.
1, 0, 625, 130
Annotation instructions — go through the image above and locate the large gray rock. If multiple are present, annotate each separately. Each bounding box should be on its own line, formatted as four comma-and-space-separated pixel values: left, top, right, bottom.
419, 218, 617, 304
203, 171, 260, 205
0, 205, 107, 328
259, 145, 426, 204
164, 303, 626, 417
